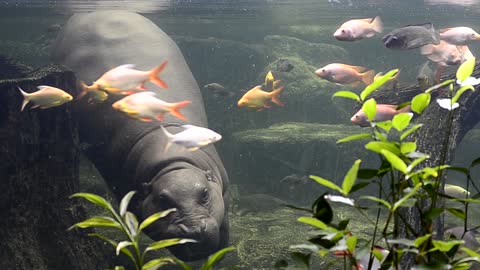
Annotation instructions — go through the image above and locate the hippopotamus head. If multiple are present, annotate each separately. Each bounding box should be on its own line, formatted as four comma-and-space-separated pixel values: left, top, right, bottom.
140, 160, 226, 261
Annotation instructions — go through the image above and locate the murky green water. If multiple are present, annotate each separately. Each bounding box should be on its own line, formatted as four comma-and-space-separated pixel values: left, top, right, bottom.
2, 0, 480, 269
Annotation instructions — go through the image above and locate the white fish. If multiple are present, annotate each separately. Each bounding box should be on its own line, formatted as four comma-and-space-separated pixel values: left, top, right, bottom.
112, 92, 191, 122
78, 61, 168, 99
334, 16, 383, 41
18, 86, 73, 111
160, 125, 222, 152
439, 27, 480, 45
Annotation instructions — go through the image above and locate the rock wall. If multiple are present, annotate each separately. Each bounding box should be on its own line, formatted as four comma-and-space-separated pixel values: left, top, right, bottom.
0, 62, 111, 270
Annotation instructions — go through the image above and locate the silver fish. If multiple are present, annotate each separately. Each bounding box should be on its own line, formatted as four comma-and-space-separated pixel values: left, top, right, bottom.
382, 23, 440, 50
161, 124, 222, 152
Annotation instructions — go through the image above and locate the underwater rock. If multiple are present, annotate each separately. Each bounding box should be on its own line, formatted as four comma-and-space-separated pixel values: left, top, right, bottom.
0, 64, 111, 270
263, 35, 349, 67
281, 24, 337, 43
0, 55, 33, 79
231, 122, 375, 204
0, 40, 51, 67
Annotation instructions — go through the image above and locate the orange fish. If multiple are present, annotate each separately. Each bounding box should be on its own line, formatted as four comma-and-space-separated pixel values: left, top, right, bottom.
78, 61, 168, 99
315, 63, 375, 86
237, 84, 285, 111
439, 27, 480, 45
334, 16, 383, 41
112, 92, 191, 122
351, 104, 411, 127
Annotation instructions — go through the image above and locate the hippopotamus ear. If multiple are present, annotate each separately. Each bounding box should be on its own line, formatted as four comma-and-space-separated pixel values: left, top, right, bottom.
142, 182, 152, 195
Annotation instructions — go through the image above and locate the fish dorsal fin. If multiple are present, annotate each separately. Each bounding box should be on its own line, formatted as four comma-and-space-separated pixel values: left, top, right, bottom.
360, 18, 374, 23
349, 65, 368, 73
402, 23, 433, 29
181, 124, 196, 129
378, 104, 398, 109
37, 85, 50, 90
114, 64, 136, 70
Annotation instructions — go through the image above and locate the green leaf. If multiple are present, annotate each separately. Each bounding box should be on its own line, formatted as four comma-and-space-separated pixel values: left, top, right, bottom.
414, 234, 431, 247
452, 85, 475, 104
388, 238, 416, 247
342, 160, 361, 195
375, 121, 392, 133
400, 124, 423, 141
361, 69, 399, 101
200, 246, 235, 270
381, 149, 408, 174
392, 113, 413, 132
401, 142, 417, 154
69, 216, 122, 230
346, 235, 357, 253
88, 233, 135, 262
125, 211, 139, 237
411, 93, 431, 114
425, 79, 455, 94
172, 258, 193, 270
393, 183, 422, 211
432, 240, 464, 252
114, 266, 126, 270
142, 257, 175, 270
447, 208, 466, 220
350, 182, 370, 193
360, 196, 392, 209
336, 133, 372, 144
70, 193, 115, 214
332, 90, 360, 101
456, 57, 476, 82
119, 191, 136, 217
460, 247, 480, 259
297, 217, 331, 230
407, 155, 430, 173
116, 241, 132, 256
470, 157, 480, 168
365, 141, 400, 155
139, 208, 176, 232
362, 98, 377, 122
145, 238, 197, 253
309, 175, 343, 194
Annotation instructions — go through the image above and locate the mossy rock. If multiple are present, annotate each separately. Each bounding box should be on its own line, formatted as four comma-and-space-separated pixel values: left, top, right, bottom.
280, 24, 338, 43
264, 35, 349, 68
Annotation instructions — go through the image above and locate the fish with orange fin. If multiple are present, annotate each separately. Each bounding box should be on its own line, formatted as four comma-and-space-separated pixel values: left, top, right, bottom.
374, 69, 401, 90
112, 92, 191, 122
315, 63, 375, 86
351, 104, 411, 127
334, 16, 383, 41
420, 41, 464, 66
237, 84, 285, 111
77, 61, 168, 99
439, 27, 480, 45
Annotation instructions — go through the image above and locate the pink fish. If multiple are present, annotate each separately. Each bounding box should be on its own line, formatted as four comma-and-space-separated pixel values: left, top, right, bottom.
333, 16, 383, 41
78, 61, 168, 99
351, 104, 411, 127
18, 85, 73, 111
112, 92, 191, 122
420, 41, 463, 66
439, 27, 480, 45
315, 63, 375, 86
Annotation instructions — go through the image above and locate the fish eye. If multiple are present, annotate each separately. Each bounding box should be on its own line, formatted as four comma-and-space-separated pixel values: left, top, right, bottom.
341, 30, 345, 33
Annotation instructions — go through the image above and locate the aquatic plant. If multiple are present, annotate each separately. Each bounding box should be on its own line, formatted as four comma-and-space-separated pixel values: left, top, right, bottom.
280, 58, 480, 269
70, 191, 234, 270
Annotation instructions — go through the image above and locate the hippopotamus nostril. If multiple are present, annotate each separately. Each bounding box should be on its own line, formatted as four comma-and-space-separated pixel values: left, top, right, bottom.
178, 223, 189, 234
201, 219, 208, 232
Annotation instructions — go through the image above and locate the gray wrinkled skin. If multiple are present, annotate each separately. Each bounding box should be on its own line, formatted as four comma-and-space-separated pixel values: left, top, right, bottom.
52, 11, 229, 261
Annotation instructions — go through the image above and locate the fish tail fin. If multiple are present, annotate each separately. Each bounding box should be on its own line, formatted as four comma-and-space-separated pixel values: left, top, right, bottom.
160, 125, 174, 153
270, 86, 285, 106
76, 80, 90, 100
361, 69, 376, 85
371, 16, 383, 33
150, 61, 168, 89
420, 44, 434, 56
169, 100, 192, 121
17, 86, 30, 112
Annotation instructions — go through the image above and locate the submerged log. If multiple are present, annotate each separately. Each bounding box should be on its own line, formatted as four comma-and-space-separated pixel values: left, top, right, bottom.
372, 62, 480, 269
0, 63, 111, 270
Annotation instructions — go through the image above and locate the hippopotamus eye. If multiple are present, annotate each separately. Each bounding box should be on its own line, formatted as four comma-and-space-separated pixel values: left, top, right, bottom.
201, 188, 210, 203
156, 192, 175, 209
